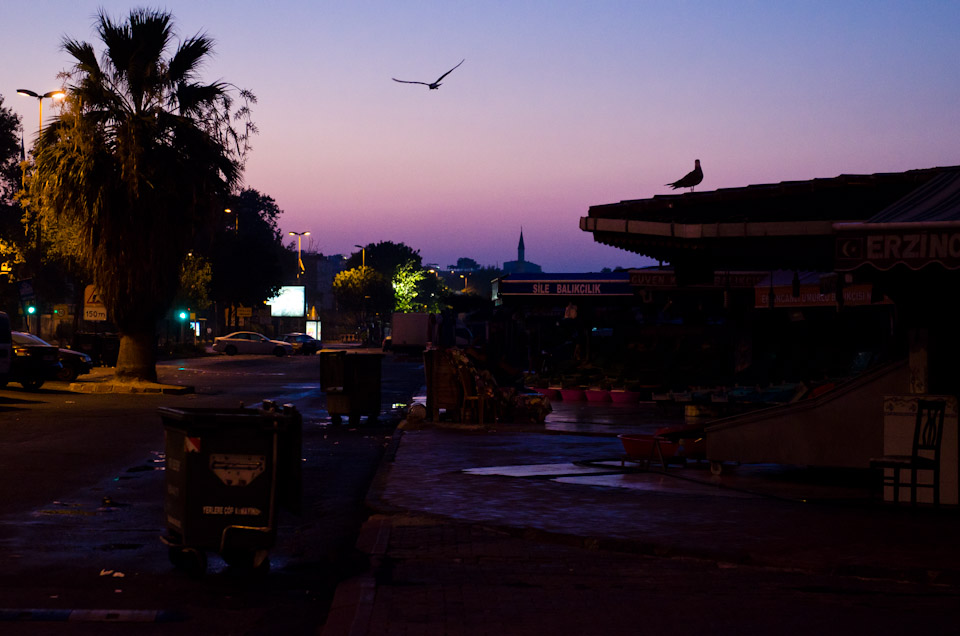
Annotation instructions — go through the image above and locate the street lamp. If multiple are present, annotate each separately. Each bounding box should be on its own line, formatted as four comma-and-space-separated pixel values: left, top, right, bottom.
17, 89, 65, 140
17, 89, 64, 335
460, 273, 469, 291
289, 231, 310, 278
354, 244, 366, 269
224, 208, 237, 234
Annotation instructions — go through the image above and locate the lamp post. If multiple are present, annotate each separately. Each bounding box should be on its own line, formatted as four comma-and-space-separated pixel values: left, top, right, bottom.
17, 89, 65, 140
460, 273, 469, 292
289, 231, 310, 278
354, 244, 366, 269
17, 89, 64, 334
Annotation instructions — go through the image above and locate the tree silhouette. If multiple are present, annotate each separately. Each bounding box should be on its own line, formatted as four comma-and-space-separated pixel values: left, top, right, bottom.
31, 8, 254, 380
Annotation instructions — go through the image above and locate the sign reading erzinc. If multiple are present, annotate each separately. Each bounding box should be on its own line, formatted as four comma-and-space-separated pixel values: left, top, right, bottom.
836, 230, 960, 270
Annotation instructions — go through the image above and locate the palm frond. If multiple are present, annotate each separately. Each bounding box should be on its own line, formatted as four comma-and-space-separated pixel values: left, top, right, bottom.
168, 34, 215, 84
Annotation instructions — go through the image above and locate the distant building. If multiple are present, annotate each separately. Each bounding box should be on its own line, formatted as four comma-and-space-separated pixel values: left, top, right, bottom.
502, 229, 542, 274
312, 253, 349, 313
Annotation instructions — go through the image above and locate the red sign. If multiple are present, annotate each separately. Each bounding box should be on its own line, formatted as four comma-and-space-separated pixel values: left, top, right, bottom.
755, 284, 873, 308
630, 270, 766, 288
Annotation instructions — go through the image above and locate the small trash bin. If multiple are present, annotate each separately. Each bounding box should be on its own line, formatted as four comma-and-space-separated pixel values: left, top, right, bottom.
319, 350, 383, 425
159, 400, 302, 574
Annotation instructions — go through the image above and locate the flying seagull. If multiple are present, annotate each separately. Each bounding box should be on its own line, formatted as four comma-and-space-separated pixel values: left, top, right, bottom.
666, 159, 703, 191
392, 59, 465, 90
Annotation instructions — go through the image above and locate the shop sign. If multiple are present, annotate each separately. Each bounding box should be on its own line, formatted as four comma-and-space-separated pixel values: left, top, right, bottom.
836, 231, 960, 270
630, 270, 766, 288
754, 284, 873, 308
497, 280, 633, 296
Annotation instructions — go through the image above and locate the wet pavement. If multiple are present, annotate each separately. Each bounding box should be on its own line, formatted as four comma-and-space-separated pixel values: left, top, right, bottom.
321, 396, 960, 635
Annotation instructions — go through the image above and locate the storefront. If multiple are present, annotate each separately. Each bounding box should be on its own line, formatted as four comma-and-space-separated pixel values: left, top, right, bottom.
579, 165, 960, 500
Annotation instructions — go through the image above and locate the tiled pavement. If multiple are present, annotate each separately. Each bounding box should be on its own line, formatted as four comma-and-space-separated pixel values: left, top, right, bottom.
321, 400, 960, 635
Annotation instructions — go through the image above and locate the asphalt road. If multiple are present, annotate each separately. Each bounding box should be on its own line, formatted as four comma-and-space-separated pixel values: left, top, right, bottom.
0, 350, 424, 635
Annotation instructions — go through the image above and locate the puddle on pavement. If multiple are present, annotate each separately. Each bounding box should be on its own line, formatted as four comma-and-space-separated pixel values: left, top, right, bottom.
462, 461, 762, 499
463, 463, 621, 477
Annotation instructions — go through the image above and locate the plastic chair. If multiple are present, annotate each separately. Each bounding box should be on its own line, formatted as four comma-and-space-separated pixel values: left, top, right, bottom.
870, 399, 946, 506
457, 365, 484, 424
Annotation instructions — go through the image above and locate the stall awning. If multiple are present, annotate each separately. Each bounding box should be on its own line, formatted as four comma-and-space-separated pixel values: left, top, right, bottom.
581, 165, 959, 273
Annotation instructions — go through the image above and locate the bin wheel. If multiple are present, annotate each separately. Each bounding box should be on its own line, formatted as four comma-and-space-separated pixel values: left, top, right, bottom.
169, 546, 207, 575
710, 461, 723, 476
222, 548, 270, 574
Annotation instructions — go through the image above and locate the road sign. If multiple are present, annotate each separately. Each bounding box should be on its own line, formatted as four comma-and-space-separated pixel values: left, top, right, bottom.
18, 279, 35, 303
84, 284, 107, 321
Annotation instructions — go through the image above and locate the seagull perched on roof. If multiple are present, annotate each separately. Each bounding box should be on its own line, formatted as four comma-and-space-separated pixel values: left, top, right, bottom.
666, 159, 703, 191
392, 59, 465, 89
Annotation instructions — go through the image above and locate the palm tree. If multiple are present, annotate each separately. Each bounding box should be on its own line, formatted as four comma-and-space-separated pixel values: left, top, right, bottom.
33, 8, 254, 381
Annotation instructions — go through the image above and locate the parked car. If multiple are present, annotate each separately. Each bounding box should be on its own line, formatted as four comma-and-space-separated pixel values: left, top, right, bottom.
280, 333, 320, 355
33, 334, 95, 381
0, 312, 10, 386
7, 331, 63, 390
212, 331, 294, 356
13, 332, 94, 382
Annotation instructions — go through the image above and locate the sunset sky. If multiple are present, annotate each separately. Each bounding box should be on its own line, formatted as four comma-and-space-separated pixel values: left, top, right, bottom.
4, 1, 959, 272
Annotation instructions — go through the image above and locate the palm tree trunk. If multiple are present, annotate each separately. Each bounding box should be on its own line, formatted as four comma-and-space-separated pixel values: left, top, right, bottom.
115, 331, 158, 382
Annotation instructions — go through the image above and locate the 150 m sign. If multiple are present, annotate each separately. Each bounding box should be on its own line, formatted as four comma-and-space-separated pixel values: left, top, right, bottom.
84, 284, 107, 321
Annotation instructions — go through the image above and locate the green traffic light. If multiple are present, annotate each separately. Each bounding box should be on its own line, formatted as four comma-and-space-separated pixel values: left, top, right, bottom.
178, 311, 188, 321
26, 306, 36, 315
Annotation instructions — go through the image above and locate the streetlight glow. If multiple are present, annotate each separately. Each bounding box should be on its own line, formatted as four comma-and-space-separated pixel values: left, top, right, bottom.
18, 89, 66, 139
290, 231, 310, 278
224, 208, 237, 234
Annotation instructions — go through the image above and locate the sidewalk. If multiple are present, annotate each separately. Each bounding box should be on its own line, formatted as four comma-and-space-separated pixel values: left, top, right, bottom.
65, 365, 193, 394
322, 399, 960, 634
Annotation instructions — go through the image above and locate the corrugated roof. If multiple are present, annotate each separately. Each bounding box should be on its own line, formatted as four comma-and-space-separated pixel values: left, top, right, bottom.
866, 167, 960, 223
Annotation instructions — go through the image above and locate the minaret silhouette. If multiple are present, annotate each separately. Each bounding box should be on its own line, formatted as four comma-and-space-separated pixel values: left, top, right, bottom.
518, 228, 525, 263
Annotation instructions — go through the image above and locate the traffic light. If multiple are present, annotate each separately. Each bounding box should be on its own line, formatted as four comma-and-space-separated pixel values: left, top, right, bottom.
177, 310, 188, 321
25, 305, 36, 315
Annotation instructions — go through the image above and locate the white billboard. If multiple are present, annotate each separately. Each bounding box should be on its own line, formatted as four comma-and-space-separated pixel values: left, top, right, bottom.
267, 286, 305, 317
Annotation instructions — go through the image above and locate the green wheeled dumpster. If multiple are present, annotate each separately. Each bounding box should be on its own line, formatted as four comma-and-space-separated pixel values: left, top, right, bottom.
159, 400, 302, 574
319, 350, 383, 425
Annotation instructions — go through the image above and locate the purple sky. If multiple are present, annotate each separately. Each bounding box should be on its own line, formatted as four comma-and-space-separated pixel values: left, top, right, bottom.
5, 1, 959, 271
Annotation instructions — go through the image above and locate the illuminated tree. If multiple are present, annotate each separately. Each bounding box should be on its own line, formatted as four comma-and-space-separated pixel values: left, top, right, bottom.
332, 266, 392, 322
392, 260, 425, 312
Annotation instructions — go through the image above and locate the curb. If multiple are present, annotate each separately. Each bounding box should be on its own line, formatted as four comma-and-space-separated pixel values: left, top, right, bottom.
68, 382, 194, 395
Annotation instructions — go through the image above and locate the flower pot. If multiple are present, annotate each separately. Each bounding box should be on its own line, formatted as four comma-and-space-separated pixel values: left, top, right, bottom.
609, 390, 641, 404
585, 389, 611, 402
534, 387, 560, 400
618, 434, 678, 458
559, 388, 585, 402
